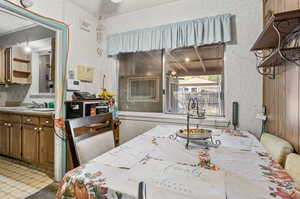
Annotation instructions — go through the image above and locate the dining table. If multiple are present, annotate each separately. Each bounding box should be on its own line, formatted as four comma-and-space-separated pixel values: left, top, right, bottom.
56, 125, 300, 199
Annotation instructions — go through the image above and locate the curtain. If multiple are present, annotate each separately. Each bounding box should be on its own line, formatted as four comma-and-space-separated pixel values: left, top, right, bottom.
107, 14, 232, 56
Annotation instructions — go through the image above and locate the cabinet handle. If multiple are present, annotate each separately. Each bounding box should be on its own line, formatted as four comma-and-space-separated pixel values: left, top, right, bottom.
4, 123, 7, 126
7, 123, 11, 127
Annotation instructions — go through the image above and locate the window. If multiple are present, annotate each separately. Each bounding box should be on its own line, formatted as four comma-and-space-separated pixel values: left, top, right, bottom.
165, 45, 225, 116
119, 50, 163, 112
118, 44, 225, 116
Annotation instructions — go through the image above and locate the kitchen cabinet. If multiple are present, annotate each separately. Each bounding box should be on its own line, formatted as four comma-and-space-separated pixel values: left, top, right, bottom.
0, 47, 32, 85
0, 48, 5, 84
0, 114, 22, 159
22, 115, 55, 171
39, 126, 54, 169
0, 121, 10, 156
9, 123, 22, 159
22, 125, 39, 165
0, 112, 55, 174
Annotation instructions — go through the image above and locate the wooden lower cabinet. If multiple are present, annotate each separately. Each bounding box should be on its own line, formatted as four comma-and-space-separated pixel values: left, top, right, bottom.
0, 122, 10, 156
0, 112, 55, 175
22, 125, 39, 165
39, 127, 54, 169
10, 123, 22, 159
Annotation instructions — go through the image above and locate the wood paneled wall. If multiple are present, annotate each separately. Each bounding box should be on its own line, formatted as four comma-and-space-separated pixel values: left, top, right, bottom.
263, 0, 300, 153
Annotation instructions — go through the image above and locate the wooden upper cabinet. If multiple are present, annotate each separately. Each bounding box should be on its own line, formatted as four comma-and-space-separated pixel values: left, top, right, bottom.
22, 125, 39, 164
39, 127, 54, 168
10, 123, 22, 160
11, 47, 32, 84
0, 49, 5, 84
0, 47, 32, 85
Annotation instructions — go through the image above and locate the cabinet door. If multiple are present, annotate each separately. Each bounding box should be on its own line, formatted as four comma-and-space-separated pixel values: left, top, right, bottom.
9, 123, 22, 160
0, 49, 5, 83
39, 127, 54, 168
22, 125, 39, 164
11, 47, 31, 84
0, 123, 10, 156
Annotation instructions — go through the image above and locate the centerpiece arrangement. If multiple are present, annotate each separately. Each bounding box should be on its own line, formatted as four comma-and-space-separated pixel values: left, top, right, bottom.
175, 95, 221, 149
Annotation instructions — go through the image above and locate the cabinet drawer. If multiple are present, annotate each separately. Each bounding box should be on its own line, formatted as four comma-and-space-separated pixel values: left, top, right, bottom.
23, 116, 39, 125
9, 114, 22, 123
40, 117, 54, 127
0, 113, 9, 121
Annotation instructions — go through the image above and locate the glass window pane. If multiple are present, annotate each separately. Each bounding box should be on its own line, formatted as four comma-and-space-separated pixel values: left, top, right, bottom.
119, 50, 163, 112
165, 45, 225, 116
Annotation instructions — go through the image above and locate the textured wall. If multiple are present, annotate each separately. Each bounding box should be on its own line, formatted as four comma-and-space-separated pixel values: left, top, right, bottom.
101, 0, 263, 137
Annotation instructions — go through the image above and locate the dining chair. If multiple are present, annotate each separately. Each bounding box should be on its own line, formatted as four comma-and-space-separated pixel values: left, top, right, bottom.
285, 153, 300, 186
260, 133, 294, 167
65, 113, 115, 167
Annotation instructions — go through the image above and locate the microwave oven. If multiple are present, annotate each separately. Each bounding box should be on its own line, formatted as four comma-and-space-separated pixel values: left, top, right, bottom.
65, 101, 109, 119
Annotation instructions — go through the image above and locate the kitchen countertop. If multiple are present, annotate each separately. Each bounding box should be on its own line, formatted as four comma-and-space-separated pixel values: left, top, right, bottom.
0, 106, 55, 116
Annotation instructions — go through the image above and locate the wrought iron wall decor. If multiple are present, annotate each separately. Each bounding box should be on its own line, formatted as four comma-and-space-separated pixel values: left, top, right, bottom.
251, 10, 300, 79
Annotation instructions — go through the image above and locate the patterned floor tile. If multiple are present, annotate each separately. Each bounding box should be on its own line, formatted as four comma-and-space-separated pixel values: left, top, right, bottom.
0, 156, 53, 199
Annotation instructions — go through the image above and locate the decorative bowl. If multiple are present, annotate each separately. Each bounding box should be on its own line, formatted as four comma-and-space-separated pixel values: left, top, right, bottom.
176, 128, 212, 140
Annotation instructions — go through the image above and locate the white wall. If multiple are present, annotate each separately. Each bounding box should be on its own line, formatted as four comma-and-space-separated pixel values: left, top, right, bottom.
7, 0, 102, 96
101, 0, 263, 136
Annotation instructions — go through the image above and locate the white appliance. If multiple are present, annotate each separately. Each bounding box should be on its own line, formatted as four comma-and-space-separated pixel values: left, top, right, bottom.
67, 79, 80, 91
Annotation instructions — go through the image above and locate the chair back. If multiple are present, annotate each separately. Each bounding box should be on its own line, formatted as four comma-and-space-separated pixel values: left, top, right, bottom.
285, 153, 300, 186
260, 133, 294, 167
65, 113, 115, 167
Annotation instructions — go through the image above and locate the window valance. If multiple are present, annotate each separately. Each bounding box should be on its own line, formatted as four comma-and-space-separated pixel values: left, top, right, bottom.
107, 14, 232, 56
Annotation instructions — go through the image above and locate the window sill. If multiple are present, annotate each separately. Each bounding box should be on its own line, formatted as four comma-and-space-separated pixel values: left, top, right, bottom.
118, 111, 230, 127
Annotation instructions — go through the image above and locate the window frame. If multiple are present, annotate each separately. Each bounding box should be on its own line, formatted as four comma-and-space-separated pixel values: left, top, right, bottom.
118, 46, 225, 117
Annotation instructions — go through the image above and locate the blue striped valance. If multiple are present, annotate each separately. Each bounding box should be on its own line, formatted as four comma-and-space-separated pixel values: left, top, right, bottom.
107, 14, 232, 56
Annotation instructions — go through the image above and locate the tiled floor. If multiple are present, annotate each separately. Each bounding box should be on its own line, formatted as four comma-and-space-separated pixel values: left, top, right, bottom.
0, 156, 53, 199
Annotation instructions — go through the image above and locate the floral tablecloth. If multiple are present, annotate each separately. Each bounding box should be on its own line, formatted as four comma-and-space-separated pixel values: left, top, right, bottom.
57, 125, 300, 199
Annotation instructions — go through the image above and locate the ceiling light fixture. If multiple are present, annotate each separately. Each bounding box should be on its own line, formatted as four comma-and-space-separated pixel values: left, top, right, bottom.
24, 46, 31, 53
111, 0, 123, 3
24, 40, 31, 53
171, 71, 177, 77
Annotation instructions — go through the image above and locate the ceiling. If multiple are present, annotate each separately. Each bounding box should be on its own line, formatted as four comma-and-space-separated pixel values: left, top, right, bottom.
0, 8, 35, 37
29, 38, 52, 51
70, 0, 181, 18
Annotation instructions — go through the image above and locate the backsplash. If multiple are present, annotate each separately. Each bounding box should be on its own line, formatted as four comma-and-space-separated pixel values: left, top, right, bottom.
0, 84, 54, 106
0, 85, 30, 106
